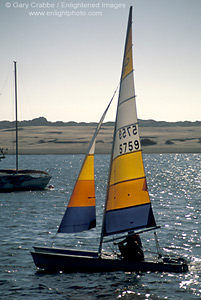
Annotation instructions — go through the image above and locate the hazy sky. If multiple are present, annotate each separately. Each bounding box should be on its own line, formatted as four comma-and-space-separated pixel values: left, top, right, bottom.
0, 0, 201, 122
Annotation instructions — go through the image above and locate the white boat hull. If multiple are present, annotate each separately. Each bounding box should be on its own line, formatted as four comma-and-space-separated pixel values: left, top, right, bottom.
0, 169, 51, 192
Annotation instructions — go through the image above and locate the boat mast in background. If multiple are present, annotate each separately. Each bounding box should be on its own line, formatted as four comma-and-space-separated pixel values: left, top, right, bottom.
0, 61, 51, 192
14, 61, 18, 173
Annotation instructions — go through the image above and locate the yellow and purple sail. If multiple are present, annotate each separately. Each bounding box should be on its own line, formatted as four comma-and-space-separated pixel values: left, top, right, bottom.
102, 7, 156, 237
58, 97, 114, 233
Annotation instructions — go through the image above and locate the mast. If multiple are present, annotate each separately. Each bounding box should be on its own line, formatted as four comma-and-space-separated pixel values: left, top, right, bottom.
14, 61, 18, 173
98, 7, 133, 255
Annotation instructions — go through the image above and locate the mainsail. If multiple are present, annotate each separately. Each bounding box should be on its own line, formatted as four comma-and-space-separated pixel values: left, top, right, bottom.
58, 95, 115, 233
101, 7, 156, 239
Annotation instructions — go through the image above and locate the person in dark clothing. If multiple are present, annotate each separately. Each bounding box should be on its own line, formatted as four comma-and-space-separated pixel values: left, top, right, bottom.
117, 232, 144, 261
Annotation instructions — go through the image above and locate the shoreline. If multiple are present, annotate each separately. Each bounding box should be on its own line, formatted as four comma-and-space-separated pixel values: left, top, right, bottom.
0, 125, 201, 155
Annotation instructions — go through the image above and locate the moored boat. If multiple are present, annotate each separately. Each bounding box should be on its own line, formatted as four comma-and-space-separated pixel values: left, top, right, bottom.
0, 169, 51, 192
0, 62, 51, 192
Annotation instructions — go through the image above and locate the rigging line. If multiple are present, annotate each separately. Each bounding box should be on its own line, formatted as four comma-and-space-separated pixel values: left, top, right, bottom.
154, 231, 163, 258
50, 84, 120, 245
109, 82, 120, 106
18, 68, 34, 120
0, 64, 13, 96
50, 232, 58, 247
86, 82, 119, 154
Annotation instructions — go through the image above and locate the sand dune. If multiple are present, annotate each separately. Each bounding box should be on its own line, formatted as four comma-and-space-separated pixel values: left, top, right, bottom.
0, 125, 201, 155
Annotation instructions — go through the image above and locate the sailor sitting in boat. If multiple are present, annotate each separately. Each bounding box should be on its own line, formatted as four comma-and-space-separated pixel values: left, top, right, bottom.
117, 232, 144, 261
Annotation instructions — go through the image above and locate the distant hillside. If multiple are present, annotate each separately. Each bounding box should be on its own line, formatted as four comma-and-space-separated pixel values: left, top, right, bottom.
0, 116, 200, 129
138, 119, 201, 127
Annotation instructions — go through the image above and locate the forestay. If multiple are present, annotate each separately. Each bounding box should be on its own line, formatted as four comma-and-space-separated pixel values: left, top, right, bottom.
58, 95, 114, 233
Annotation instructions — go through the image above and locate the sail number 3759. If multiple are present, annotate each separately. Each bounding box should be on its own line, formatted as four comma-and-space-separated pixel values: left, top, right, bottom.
118, 125, 140, 154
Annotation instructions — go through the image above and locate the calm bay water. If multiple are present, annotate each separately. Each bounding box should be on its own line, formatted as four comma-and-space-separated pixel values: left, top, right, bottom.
0, 154, 201, 299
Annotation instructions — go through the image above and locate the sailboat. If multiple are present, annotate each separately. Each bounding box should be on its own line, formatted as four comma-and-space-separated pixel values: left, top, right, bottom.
31, 7, 188, 273
0, 62, 51, 192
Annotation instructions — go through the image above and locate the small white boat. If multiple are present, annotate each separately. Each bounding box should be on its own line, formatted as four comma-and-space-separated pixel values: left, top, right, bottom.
0, 62, 51, 192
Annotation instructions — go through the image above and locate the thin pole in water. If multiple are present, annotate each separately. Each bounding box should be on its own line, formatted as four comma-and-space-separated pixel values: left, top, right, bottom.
14, 61, 18, 173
